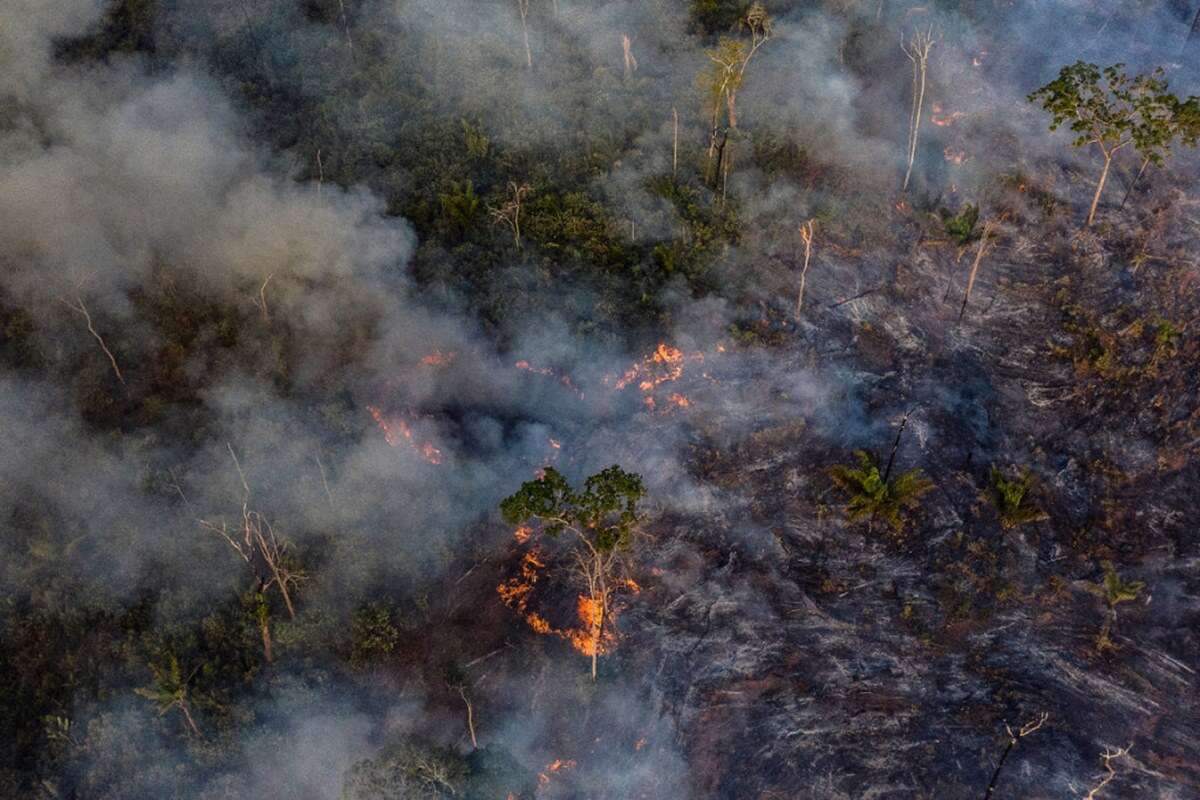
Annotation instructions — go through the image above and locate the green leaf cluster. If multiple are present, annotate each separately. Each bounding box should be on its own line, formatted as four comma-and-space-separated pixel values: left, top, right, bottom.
499, 465, 645, 553
827, 451, 933, 533
941, 203, 979, 245
1090, 561, 1145, 610
1028, 61, 1200, 166
989, 467, 1048, 529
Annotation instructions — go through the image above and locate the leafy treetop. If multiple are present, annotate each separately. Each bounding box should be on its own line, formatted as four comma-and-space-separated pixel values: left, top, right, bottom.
1028, 61, 1200, 166
499, 465, 645, 553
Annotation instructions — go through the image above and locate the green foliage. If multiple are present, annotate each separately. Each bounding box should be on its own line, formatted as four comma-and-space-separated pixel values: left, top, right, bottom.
348, 602, 405, 668
988, 467, 1048, 529
690, 0, 748, 36
827, 451, 934, 533
500, 465, 645, 552
133, 654, 192, 713
438, 180, 481, 239
461, 118, 490, 160
941, 203, 979, 244
1089, 561, 1145, 610
1028, 61, 1199, 166
524, 192, 639, 273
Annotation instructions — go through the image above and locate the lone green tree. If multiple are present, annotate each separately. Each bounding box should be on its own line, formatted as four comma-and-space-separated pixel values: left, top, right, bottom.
500, 465, 645, 679
1028, 62, 1200, 227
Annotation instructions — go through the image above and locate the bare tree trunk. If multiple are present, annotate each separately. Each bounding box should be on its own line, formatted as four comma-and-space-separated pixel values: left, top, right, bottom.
901, 28, 935, 194
672, 107, 678, 179
178, 701, 202, 739
796, 220, 815, 320
1183, 4, 1200, 56
458, 687, 478, 749
1119, 155, 1151, 210
59, 295, 125, 386
518, 0, 532, 70
959, 219, 996, 321
1087, 152, 1113, 227
336, 0, 354, 53
259, 612, 274, 664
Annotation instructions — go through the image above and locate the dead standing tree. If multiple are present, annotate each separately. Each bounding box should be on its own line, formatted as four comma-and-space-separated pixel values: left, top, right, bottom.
58, 293, 125, 386
199, 443, 306, 663
1082, 743, 1132, 800
795, 219, 816, 321
621, 34, 638, 80
959, 216, 1000, 321
901, 26, 936, 194
701, 3, 772, 192
517, 0, 532, 70
490, 182, 532, 249
982, 712, 1048, 799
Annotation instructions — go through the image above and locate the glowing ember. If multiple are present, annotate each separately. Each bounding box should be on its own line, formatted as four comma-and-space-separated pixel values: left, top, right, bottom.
944, 147, 968, 165
366, 406, 443, 464
667, 392, 690, 408
515, 359, 583, 397
635, 737, 647, 751
548, 437, 561, 449
420, 350, 456, 366
624, 578, 642, 594
514, 525, 532, 544
538, 759, 577, 787
930, 103, 965, 127
972, 49, 988, 67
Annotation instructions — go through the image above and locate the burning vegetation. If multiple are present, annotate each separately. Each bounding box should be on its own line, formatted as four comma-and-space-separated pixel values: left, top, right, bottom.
9, 2, 1200, 799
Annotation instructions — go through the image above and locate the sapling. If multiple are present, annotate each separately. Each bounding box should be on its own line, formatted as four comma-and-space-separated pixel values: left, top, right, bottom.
988, 466, 1048, 529
1087, 561, 1145, 652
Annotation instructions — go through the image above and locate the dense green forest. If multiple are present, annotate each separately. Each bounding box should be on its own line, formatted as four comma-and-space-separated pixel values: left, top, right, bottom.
2, 1, 1200, 798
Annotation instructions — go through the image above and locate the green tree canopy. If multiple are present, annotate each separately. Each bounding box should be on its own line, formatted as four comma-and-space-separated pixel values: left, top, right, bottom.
1028, 62, 1200, 226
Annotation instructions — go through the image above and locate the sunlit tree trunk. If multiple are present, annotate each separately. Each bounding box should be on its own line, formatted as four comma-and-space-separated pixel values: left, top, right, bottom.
1087, 150, 1113, 227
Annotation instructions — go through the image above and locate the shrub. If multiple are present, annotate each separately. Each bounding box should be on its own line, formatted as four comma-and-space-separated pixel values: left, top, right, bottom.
941, 203, 979, 244
828, 450, 933, 533
989, 467, 1048, 529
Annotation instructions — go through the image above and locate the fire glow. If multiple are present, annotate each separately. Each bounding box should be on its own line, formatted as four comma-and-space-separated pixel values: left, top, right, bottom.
497, 535, 619, 659
608, 342, 706, 411
366, 405, 444, 464
515, 359, 583, 398
931, 103, 965, 127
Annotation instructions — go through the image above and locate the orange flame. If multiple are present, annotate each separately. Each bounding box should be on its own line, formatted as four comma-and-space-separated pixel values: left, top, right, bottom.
366, 406, 443, 464
497, 544, 623, 659
943, 147, 968, 165
514, 525, 532, 544
515, 360, 583, 398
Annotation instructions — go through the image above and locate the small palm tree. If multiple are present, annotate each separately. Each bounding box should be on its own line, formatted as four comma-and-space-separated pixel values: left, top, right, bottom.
989, 467, 1048, 529
828, 450, 933, 533
135, 655, 203, 737
1087, 561, 1145, 652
